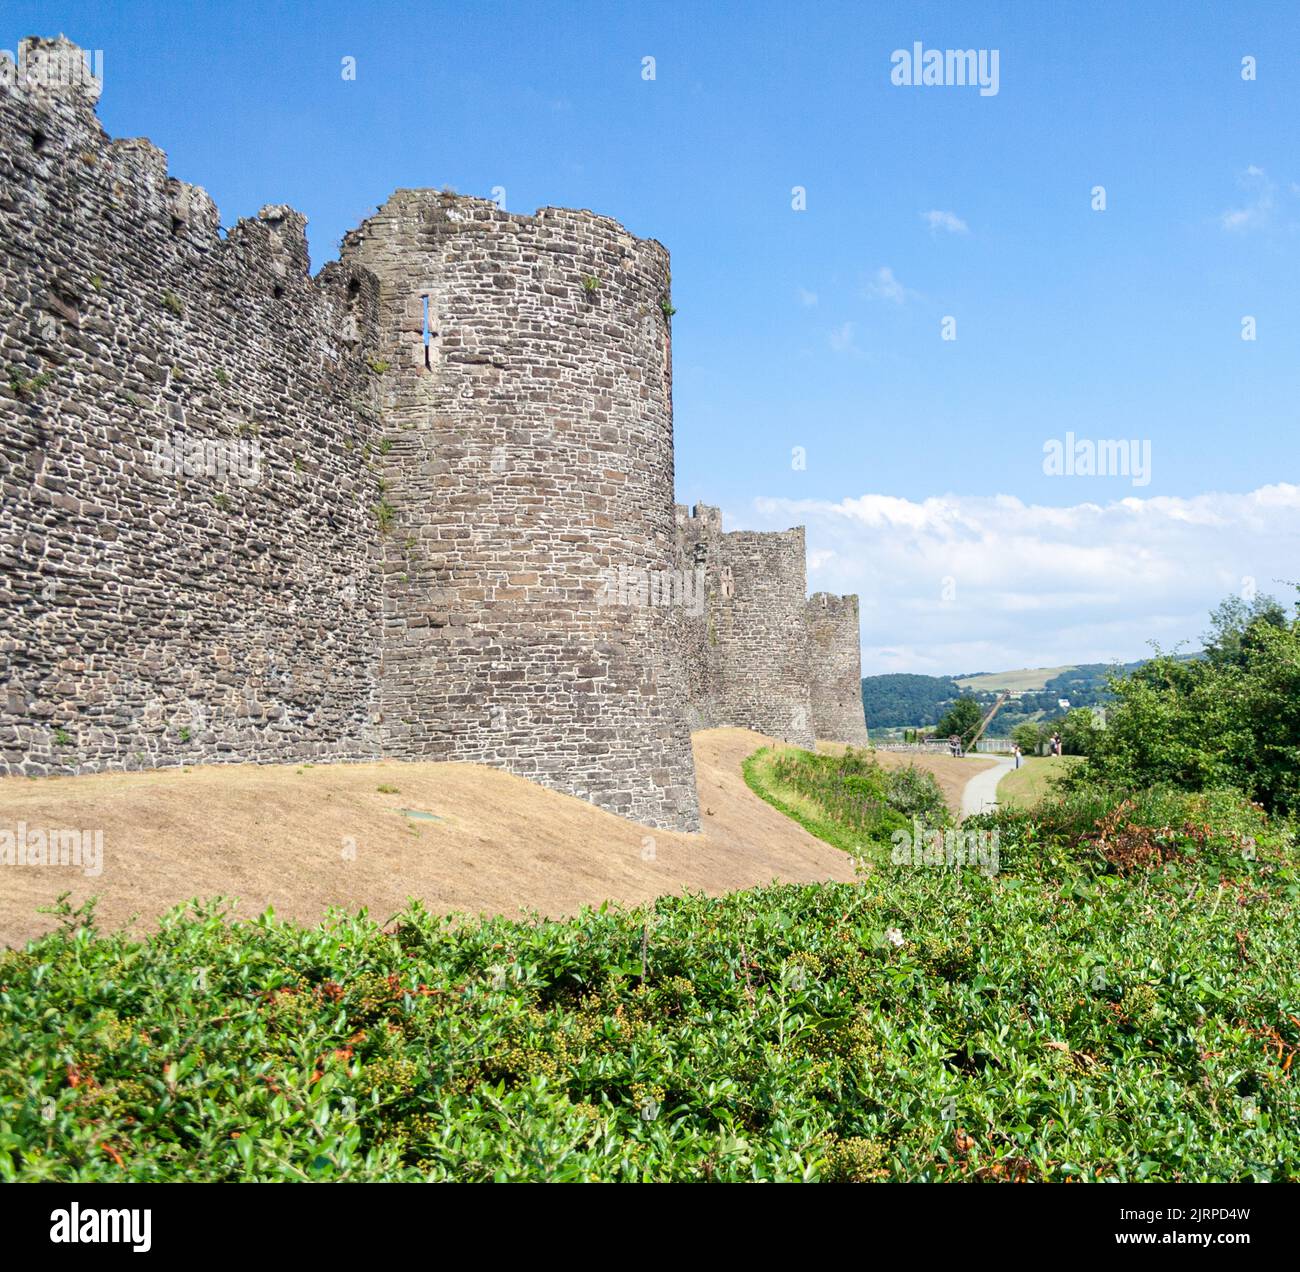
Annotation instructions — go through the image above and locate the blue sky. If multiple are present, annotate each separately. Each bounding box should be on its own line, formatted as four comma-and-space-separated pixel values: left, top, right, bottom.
10, 0, 1299, 671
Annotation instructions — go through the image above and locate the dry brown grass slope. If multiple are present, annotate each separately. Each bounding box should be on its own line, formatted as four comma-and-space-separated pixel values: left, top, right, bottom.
0, 731, 997, 947
0, 729, 864, 947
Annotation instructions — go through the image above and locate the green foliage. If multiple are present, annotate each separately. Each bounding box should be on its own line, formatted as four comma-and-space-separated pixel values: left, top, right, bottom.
580, 275, 601, 293
744, 746, 948, 859
1011, 723, 1041, 755
2, 770, 1296, 1182
1203, 591, 1289, 667
935, 696, 983, 746
367, 358, 391, 375
860, 673, 960, 729
373, 499, 397, 535
1058, 708, 1100, 756
659, 297, 676, 318
8, 365, 52, 399
1076, 594, 1300, 815
161, 290, 183, 317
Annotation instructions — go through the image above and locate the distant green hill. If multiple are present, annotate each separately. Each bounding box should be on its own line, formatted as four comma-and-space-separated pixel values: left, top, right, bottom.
863, 657, 1198, 735
856, 673, 960, 730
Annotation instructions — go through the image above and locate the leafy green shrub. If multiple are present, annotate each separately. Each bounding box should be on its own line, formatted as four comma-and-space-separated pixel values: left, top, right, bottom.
1077, 593, 1300, 815
2, 805, 1297, 1185
972, 780, 1287, 881
1011, 723, 1042, 755
745, 746, 947, 858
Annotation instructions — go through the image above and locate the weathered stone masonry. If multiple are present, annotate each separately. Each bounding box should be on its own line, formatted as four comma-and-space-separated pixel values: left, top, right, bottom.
673, 504, 868, 748
1, 39, 387, 779
806, 592, 870, 746
339, 190, 699, 831
0, 37, 867, 833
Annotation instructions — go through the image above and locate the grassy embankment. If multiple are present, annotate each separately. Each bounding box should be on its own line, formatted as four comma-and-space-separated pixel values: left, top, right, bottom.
994, 755, 1082, 808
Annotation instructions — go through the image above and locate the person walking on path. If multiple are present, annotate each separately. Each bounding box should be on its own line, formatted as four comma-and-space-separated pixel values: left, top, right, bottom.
1013, 744, 1022, 769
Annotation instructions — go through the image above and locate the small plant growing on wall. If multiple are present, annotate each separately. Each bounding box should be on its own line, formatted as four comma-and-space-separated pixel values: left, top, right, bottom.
581, 275, 601, 294
373, 498, 397, 535
162, 290, 184, 317
8, 366, 52, 399
367, 357, 391, 375
53, 728, 73, 747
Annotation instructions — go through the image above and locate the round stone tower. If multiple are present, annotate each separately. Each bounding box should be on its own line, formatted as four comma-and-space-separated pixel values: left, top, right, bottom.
342, 192, 700, 831
806, 593, 870, 745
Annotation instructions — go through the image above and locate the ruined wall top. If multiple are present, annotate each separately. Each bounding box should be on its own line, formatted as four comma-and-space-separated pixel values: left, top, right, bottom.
2, 36, 103, 103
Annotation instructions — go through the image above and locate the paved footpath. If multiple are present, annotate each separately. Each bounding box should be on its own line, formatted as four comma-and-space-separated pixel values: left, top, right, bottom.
960, 755, 1016, 818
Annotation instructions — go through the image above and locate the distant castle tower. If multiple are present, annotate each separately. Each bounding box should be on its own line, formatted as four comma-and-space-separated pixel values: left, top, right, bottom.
673, 505, 867, 747
806, 593, 870, 745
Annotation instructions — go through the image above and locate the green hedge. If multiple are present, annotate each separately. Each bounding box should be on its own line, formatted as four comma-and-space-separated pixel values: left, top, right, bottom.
1, 765, 1296, 1181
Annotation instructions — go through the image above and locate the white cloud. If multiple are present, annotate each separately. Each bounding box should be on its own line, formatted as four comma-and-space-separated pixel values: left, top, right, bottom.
797, 287, 818, 307
921, 209, 969, 235
1220, 165, 1276, 232
827, 321, 858, 354
739, 485, 1300, 675
865, 265, 914, 303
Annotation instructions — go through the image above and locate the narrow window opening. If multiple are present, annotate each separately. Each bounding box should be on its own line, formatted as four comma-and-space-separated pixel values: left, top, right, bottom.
31, 130, 46, 152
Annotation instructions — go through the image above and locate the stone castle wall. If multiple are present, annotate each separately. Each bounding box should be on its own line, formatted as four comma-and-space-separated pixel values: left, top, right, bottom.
0, 37, 866, 831
674, 505, 867, 748
806, 593, 870, 745
0, 38, 387, 777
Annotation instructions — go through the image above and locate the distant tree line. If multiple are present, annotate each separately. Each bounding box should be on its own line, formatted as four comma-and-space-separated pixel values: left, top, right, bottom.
858, 674, 960, 729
